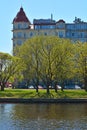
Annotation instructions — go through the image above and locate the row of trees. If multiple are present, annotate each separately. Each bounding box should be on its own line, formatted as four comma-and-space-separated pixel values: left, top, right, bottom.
0, 36, 87, 93
14, 36, 87, 93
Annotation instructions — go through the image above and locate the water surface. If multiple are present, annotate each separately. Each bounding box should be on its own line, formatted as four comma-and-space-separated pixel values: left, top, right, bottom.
0, 103, 87, 130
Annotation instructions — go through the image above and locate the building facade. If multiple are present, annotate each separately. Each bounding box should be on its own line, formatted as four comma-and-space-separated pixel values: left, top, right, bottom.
12, 7, 87, 50
66, 17, 87, 42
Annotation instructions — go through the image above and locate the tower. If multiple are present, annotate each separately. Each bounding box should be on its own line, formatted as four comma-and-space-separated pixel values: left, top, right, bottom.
12, 7, 31, 53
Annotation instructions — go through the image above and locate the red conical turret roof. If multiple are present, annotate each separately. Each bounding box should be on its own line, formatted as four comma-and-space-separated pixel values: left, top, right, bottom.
13, 7, 31, 24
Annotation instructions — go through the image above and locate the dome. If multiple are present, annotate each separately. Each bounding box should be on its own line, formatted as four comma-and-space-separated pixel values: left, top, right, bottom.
13, 7, 31, 24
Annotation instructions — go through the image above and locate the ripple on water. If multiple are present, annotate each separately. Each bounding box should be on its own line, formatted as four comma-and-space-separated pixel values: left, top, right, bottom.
0, 103, 87, 130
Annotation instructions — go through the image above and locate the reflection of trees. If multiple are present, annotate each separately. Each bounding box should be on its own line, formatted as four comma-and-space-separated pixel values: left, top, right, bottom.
0, 104, 87, 129
12, 104, 87, 121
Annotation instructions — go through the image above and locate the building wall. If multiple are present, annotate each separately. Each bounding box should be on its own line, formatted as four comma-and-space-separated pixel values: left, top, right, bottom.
12, 22, 66, 48
66, 23, 87, 42
12, 15, 87, 53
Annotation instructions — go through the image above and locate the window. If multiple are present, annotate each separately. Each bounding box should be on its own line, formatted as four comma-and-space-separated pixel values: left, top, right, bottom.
35, 25, 55, 30
30, 32, 33, 37
24, 33, 26, 38
24, 23, 27, 28
13, 24, 16, 29
58, 31, 64, 38
17, 32, 22, 38
34, 25, 40, 30
13, 43, 16, 47
23, 23, 28, 29
56, 23, 65, 29
13, 33, 16, 38
72, 33, 74, 37
17, 40, 22, 45
80, 32, 84, 38
18, 24, 22, 29
44, 32, 47, 36
66, 24, 75, 30
66, 32, 70, 37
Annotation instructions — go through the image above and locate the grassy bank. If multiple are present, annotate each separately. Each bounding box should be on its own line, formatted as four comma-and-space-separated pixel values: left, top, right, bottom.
0, 89, 87, 99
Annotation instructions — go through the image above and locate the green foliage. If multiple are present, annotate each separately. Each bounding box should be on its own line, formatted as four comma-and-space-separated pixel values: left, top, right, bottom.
13, 36, 87, 92
0, 52, 25, 91
74, 42, 87, 91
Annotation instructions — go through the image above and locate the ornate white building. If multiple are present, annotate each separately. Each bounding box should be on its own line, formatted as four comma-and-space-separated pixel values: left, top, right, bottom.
12, 7, 65, 49
12, 7, 87, 51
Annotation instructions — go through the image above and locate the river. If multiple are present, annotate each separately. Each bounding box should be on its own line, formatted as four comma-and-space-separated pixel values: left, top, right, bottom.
0, 103, 87, 130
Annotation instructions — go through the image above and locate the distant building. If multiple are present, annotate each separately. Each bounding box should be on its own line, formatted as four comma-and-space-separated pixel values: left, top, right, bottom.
12, 7, 87, 52
66, 17, 87, 42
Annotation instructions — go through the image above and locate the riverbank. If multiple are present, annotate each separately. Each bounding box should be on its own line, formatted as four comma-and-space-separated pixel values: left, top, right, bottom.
0, 89, 87, 103
0, 89, 87, 98
0, 97, 87, 103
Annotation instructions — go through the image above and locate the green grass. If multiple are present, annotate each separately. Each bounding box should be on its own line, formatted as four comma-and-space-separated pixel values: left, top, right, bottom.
0, 88, 87, 99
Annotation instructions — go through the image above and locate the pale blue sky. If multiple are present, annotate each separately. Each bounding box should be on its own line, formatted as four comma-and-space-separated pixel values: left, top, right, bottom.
0, 0, 87, 54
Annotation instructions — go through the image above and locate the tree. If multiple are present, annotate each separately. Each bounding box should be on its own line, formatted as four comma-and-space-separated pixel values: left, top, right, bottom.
14, 36, 76, 92
0, 52, 24, 91
53, 39, 75, 91
14, 36, 43, 92
74, 42, 87, 91
15, 36, 59, 93
28, 37, 43, 92
39, 36, 59, 93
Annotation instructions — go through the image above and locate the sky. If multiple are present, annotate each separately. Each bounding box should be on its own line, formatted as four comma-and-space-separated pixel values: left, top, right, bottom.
0, 0, 87, 55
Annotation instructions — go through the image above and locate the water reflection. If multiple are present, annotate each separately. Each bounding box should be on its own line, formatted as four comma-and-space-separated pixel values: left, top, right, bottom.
0, 103, 87, 130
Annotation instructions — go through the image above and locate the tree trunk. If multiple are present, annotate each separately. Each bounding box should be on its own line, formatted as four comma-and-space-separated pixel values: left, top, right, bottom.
1, 83, 4, 91
47, 85, 50, 94
84, 77, 87, 91
35, 78, 39, 93
54, 82, 57, 93
61, 81, 64, 92
46, 77, 50, 94
36, 86, 38, 93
